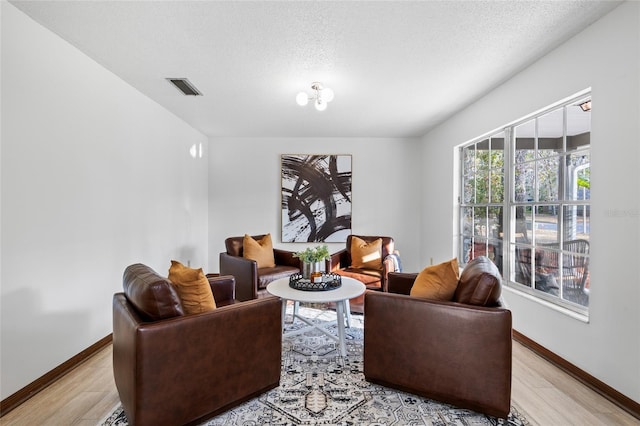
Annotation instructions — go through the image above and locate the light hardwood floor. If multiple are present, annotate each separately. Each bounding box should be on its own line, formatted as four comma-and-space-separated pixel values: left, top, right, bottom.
1, 340, 638, 426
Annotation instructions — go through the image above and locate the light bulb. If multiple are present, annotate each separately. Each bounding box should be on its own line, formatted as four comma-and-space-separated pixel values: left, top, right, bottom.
296, 92, 309, 106
322, 87, 334, 103
314, 98, 327, 111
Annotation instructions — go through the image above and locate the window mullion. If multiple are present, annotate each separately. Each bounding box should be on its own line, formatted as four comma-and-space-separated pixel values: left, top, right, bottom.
503, 127, 514, 283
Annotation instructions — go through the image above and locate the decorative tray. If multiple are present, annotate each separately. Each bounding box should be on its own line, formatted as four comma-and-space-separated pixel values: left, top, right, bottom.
289, 272, 342, 291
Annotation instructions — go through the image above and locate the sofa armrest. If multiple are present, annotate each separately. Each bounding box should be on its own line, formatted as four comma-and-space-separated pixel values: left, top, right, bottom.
113, 294, 282, 425
387, 272, 417, 295
273, 249, 300, 268
207, 274, 236, 306
220, 252, 258, 302
363, 291, 512, 418
380, 258, 397, 292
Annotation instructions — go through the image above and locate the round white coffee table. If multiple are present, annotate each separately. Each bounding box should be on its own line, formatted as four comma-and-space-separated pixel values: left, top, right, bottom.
266, 276, 365, 357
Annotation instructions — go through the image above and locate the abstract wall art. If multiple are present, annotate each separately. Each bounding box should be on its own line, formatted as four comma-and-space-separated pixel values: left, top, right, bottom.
281, 154, 352, 242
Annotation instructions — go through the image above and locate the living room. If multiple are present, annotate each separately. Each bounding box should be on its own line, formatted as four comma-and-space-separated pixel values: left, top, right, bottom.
1, 0, 639, 423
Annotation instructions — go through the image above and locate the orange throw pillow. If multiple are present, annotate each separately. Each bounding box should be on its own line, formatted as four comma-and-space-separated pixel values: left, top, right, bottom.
243, 234, 276, 268
168, 260, 216, 314
410, 258, 460, 301
351, 236, 383, 269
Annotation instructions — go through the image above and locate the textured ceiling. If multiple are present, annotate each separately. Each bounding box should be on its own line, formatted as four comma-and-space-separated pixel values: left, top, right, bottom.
9, 0, 620, 138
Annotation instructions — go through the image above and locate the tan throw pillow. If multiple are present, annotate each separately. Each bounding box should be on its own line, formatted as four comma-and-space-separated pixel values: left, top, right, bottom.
410, 258, 460, 301
351, 236, 383, 269
168, 260, 216, 315
243, 234, 276, 268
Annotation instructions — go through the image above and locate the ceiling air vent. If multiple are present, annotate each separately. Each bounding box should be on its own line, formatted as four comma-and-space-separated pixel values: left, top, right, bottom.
167, 78, 202, 96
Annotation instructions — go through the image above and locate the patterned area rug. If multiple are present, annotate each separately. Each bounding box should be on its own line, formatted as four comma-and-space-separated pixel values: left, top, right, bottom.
102, 305, 530, 426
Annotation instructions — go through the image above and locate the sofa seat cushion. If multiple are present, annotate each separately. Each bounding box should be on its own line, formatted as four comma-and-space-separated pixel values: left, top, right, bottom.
335, 268, 383, 287
257, 265, 300, 289
410, 258, 460, 301
169, 260, 217, 314
454, 256, 502, 306
123, 264, 184, 321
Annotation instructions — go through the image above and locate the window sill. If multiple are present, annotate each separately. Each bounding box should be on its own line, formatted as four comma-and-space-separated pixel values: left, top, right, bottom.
503, 285, 590, 323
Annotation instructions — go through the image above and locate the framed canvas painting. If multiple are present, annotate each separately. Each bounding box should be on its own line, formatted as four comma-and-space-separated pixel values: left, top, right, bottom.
281, 154, 352, 242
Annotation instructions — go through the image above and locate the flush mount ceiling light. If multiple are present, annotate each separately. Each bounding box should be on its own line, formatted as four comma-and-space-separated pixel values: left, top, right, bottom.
296, 82, 334, 111
579, 100, 592, 112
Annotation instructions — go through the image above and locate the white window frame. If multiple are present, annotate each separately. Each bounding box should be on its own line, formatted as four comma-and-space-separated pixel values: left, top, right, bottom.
459, 90, 591, 317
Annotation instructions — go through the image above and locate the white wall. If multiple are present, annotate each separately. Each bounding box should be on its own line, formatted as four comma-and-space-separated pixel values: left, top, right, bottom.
208, 137, 422, 273
0, 3, 209, 399
421, 1, 639, 403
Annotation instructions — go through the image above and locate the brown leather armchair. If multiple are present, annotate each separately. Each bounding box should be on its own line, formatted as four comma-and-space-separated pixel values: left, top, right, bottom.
219, 234, 300, 301
329, 234, 398, 292
113, 264, 282, 426
363, 256, 512, 418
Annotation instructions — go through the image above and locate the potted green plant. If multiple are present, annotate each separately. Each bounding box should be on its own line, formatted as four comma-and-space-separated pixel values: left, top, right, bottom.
293, 245, 330, 279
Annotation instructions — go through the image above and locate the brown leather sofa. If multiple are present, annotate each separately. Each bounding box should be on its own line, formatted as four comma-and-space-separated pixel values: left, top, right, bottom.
329, 234, 397, 292
363, 256, 512, 418
220, 234, 300, 301
113, 263, 282, 425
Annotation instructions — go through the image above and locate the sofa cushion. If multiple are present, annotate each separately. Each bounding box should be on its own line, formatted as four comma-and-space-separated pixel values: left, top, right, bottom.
257, 265, 300, 289
336, 267, 383, 286
454, 256, 502, 306
243, 234, 276, 268
350, 236, 383, 269
168, 260, 217, 314
123, 263, 184, 321
410, 258, 460, 301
